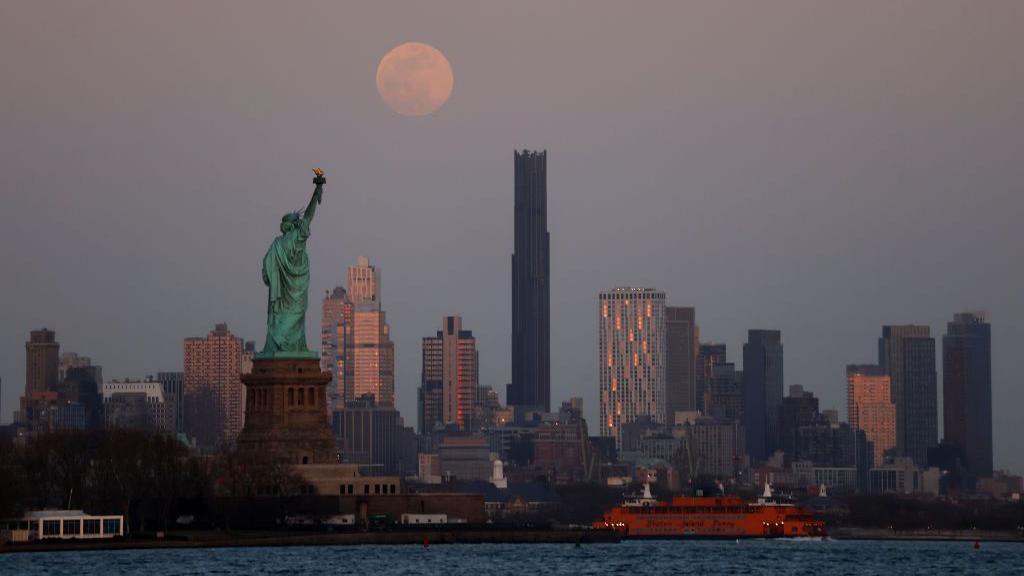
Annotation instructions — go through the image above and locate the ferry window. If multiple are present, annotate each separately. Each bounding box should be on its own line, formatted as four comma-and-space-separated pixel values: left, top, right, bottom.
103, 518, 121, 535
63, 519, 81, 535
364, 485, 370, 494
42, 520, 60, 536
298, 388, 305, 405
309, 387, 315, 405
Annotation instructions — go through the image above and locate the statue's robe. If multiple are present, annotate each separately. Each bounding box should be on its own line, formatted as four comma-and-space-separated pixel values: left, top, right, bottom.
261, 218, 311, 356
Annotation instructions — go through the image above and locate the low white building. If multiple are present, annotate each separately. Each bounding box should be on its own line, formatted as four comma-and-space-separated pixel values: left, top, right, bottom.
1, 510, 124, 542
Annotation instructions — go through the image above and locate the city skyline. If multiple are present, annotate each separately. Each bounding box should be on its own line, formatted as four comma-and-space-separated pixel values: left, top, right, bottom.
1, 2, 1022, 474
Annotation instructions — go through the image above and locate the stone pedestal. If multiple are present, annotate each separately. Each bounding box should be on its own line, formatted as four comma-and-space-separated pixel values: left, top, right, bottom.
237, 358, 336, 465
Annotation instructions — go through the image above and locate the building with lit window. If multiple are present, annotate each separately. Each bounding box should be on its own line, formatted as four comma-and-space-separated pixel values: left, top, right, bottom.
321, 286, 354, 411
599, 287, 666, 448
420, 316, 479, 432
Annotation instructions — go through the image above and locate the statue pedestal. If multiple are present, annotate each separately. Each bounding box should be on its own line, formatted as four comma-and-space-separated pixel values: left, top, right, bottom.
237, 358, 336, 465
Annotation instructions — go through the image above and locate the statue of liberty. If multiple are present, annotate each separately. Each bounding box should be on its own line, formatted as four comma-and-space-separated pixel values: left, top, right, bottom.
257, 168, 326, 359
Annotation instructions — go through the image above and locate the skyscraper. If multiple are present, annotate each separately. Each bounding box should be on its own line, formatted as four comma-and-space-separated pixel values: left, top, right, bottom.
320, 258, 395, 411
879, 325, 938, 467
184, 323, 245, 446
742, 329, 783, 464
347, 256, 380, 305
352, 305, 395, 407
17, 328, 60, 433
25, 329, 59, 397
599, 287, 666, 447
157, 371, 185, 435
942, 312, 993, 478
696, 343, 728, 414
420, 316, 479, 432
665, 306, 697, 423
509, 149, 550, 419
321, 286, 354, 410
847, 364, 896, 467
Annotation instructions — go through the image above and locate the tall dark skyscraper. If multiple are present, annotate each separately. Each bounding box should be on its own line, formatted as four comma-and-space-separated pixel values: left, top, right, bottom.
665, 306, 697, 423
879, 325, 938, 467
742, 329, 783, 464
509, 149, 550, 419
942, 312, 993, 479
696, 343, 728, 414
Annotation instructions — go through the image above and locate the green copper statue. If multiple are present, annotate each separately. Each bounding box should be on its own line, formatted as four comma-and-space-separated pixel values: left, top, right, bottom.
257, 168, 326, 359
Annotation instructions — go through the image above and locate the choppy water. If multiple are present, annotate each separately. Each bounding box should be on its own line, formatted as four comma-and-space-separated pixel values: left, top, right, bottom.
3, 539, 1022, 575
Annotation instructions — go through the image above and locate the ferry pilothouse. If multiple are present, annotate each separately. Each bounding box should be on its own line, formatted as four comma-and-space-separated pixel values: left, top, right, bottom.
595, 482, 826, 539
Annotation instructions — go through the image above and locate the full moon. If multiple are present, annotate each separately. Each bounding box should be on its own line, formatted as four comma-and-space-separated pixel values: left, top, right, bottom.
376, 42, 454, 117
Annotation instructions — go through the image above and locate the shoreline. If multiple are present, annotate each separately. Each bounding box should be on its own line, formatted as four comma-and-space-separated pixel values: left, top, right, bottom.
3, 527, 1022, 554
0, 528, 620, 554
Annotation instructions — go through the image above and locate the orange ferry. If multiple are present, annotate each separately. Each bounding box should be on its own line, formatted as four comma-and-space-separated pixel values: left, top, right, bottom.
594, 483, 826, 539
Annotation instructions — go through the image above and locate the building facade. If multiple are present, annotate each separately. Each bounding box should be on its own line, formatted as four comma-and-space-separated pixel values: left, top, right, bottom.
509, 149, 551, 419
695, 343, 727, 415
102, 379, 174, 433
742, 329, 784, 464
599, 287, 666, 447
184, 323, 245, 446
321, 286, 354, 411
942, 312, 993, 479
420, 316, 479, 432
17, 329, 61, 433
157, 371, 185, 435
847, 365, 896, 467
665, 306, 697, 423
879, 325, 937, 467
333, 395, 406, 475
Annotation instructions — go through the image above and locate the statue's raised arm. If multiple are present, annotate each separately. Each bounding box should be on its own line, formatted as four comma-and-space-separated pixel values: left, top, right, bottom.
304, 168, 326, 224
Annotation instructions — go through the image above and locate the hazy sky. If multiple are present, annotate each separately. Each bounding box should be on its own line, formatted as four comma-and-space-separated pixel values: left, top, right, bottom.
1, 1, 1021, 472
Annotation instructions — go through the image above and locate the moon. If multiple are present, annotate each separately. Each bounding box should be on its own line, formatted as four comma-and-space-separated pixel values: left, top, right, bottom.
376, 42, 454, 117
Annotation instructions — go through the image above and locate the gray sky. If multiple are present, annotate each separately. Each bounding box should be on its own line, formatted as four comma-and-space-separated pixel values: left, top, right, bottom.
1, 1, 1021, 473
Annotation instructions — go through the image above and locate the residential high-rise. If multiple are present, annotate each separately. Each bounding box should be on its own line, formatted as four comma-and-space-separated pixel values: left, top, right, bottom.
942, 312, 993, 479
879, 325, 937, 467
599, 287, 666, 448
696, 343, 728, 414
509, 149, 550, 419
847, 365, 896, 467
742, 329, 784, 464
184, 323, 245, 447
321, 286, 354, 410
420, 316, 479, 431
665, 306, 697, 424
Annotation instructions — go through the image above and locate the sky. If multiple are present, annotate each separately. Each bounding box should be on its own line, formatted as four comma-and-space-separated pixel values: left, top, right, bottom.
1, 1, 1021, 473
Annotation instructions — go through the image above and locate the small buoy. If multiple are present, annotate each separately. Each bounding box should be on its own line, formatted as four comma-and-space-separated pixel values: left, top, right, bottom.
974, 540, 980, 550
423, 537, 430, 548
